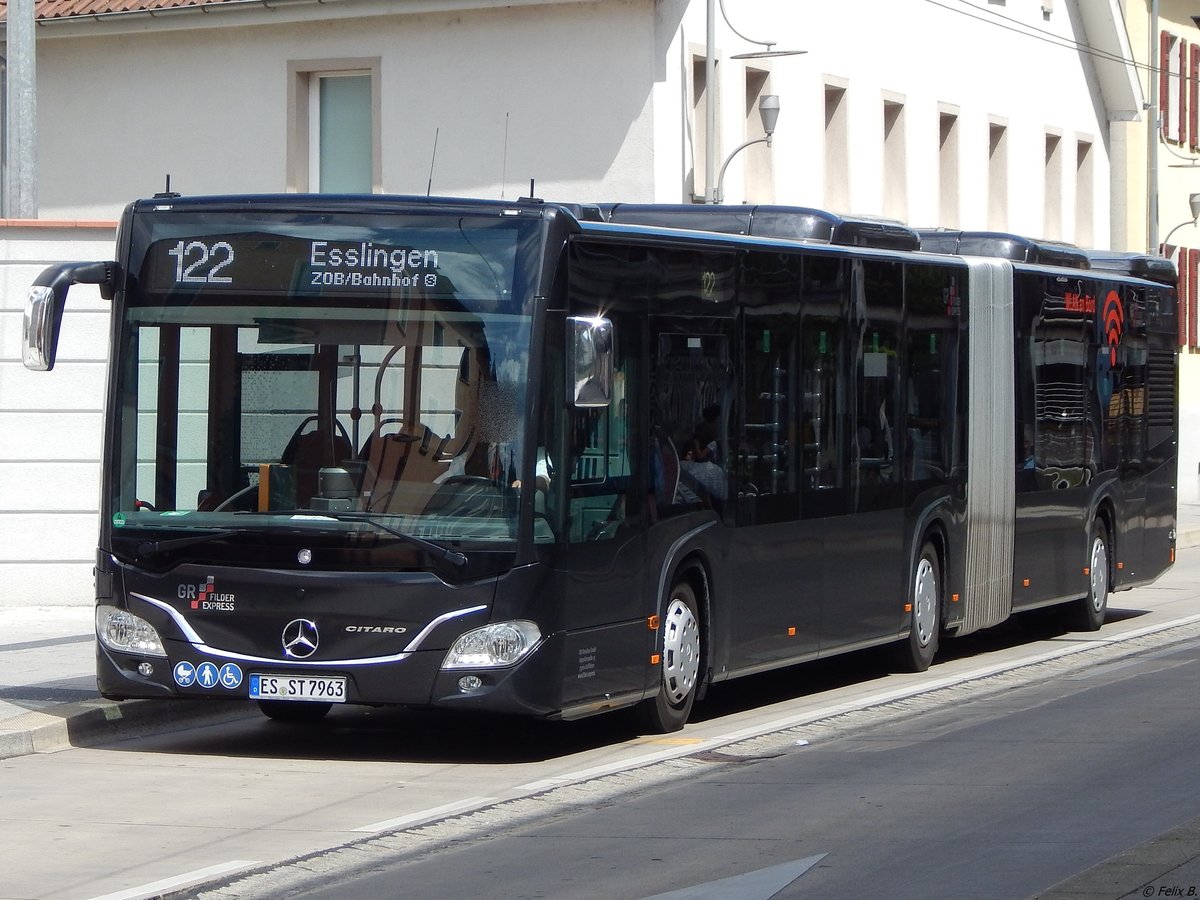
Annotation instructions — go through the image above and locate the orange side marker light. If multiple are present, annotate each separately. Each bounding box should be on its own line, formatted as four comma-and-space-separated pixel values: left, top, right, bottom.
647, 615, 660, 630
650, 654, 661, 665
787, 627, 796, 636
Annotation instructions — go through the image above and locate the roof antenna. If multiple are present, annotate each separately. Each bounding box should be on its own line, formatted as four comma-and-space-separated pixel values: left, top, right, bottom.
153, 174, 180, 200
426, 128, 439, 197
520, 179, 541, 203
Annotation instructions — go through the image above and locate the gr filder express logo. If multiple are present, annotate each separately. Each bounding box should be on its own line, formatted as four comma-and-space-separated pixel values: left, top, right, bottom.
178, 576, 236, 611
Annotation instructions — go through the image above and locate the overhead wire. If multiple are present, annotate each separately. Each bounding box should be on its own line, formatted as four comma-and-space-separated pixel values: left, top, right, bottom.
920, 0, 1171, 79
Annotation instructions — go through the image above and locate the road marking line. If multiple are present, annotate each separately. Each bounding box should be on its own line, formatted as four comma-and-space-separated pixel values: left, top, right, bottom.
87, 860, 259, 900
353, 796, 498, 833
641, 854, 828, 900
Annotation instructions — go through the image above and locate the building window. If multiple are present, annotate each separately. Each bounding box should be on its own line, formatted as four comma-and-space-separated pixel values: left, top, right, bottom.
987, 121, 1008, 231
1075, 138, 1093, 247
824, 83, 849, 212
882, 96, 906, 221
312, 73, 372, 193
1161, 32, 1185, 144
742, 68, 774, 203
1044, 132, 1062, 239
1191, 45, 1200, 152
938, 109, 959, 227
692, 53, 711, 199
288, 59, 381, 193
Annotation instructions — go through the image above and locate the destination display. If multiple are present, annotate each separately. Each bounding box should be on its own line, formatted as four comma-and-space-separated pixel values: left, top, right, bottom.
136, 222, 522, 303
141, 235, 447, 294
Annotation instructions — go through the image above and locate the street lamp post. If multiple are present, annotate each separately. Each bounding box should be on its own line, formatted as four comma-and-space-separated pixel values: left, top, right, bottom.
1161, 192, 1200, 250
714, 94, 780, 204
703, 0, 803, 204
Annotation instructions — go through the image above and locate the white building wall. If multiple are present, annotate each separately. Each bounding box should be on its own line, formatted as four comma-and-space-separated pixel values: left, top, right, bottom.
666, 0, 1114, 241
0, 224, 115, 605
31, 0, 659, 218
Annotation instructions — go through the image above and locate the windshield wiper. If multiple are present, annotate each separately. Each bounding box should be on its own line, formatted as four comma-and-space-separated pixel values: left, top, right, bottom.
135, 529, 239, 558
247, 511, 469, 568
326, 512, 469, 568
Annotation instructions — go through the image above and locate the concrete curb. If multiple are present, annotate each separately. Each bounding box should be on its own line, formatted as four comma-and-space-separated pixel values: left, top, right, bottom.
0, 697, 253, 760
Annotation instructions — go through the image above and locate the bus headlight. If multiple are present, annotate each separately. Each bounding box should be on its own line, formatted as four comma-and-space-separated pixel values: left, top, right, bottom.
96, 605, 167, 657
442, 621, 541, 669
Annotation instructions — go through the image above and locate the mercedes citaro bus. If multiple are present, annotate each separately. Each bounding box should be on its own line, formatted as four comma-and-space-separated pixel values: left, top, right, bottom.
22, 194, 1177, 731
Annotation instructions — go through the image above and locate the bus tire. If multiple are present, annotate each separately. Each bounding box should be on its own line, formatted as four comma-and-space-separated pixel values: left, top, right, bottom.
257, 700, 332, 723
1068, 521, 1109, 632
637, 579, 702, 733
895, 541, 940, 673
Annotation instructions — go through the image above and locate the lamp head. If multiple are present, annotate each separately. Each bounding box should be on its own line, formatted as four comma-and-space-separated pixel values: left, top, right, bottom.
1190, 192, 1200, 221
758, 94, 781, 136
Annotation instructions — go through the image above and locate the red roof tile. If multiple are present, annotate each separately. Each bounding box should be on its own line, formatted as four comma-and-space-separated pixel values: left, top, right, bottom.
0, 1, 246, 23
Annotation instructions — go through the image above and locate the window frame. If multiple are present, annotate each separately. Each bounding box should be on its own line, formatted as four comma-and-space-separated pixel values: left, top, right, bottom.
287, 58, 382, 193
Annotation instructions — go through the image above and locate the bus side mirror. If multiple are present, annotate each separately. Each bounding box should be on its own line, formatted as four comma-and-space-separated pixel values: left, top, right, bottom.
22, 261, 114, 371
568, 316, 614, 408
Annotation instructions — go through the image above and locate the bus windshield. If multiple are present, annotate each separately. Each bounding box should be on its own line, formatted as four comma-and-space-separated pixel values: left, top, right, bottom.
108, 209, 540, 563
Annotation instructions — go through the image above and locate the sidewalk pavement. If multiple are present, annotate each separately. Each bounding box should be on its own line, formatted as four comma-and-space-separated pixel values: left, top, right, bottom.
3, 498, 1200, 897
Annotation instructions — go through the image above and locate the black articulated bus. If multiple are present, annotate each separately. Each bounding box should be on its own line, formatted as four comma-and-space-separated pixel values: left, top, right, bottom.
22, 195, 1178, 732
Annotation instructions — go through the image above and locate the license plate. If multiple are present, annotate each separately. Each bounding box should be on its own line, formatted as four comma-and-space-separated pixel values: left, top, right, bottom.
249, 673, 346, 703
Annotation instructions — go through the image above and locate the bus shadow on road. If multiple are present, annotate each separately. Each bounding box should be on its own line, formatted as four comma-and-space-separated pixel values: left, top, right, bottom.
98, 605, 1151, 764
692, 603, 1151, 723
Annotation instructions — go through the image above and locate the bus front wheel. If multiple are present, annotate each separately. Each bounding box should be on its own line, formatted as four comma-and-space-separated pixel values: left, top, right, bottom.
894, 542, 940, 673
637, 580, 702, 733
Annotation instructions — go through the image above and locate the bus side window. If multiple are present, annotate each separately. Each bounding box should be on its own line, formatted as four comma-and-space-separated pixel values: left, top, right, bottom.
567, 357, 632, 542
853, 261, 903, 513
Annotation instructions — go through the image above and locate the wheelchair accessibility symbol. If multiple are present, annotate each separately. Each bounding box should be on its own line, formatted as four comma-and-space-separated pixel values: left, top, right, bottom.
218, 663, 243, 689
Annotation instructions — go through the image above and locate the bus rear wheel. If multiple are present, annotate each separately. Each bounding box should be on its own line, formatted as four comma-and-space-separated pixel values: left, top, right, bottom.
257, 700, 332, 723
1068, 522, 1109, 632
894, 542, 940, 673
637, 580, 702, 733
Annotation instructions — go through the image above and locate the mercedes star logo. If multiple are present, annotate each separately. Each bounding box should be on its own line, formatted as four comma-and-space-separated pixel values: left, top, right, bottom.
282, 618, 320, 659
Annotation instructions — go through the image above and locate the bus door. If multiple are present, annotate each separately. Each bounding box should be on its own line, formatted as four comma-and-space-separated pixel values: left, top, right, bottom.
727, 251, 821, 671
1013, 275, 1095, 607
540, 305, 655, 712
1107, 286, 1148, 578
818, 259, 908, 650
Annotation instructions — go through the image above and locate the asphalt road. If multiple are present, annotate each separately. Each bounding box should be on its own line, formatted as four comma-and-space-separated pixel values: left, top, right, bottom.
209, 631, 1200, 900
